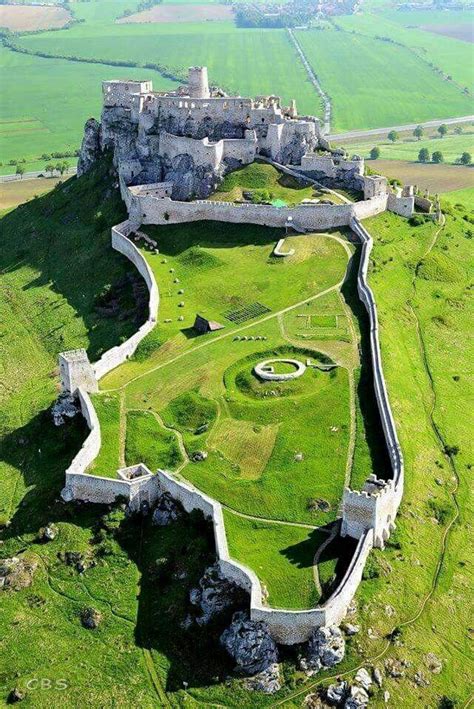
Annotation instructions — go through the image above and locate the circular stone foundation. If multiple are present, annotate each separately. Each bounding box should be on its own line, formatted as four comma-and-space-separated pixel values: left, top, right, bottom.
254, 358, 306, 382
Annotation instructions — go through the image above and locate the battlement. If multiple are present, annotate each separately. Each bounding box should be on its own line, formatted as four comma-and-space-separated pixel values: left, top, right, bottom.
59, 349, 98, 394
341, 474, 397, 549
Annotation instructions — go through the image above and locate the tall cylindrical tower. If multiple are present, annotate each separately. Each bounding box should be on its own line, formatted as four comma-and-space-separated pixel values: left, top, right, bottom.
188, 66, 210, 99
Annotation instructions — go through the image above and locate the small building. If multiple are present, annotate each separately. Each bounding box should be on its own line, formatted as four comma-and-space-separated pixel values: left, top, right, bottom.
193, 314, 224, 334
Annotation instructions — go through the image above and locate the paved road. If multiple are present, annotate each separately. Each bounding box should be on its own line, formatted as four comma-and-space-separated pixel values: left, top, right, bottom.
328, 115, 474, 141
0, 167, 77, 183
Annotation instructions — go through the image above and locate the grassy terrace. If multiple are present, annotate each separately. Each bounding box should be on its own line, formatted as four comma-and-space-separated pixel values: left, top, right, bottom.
209, 161, 345, 205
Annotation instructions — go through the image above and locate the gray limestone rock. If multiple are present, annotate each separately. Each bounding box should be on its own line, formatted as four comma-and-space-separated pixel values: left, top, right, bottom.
38, 523, 59, 542
354, 668, 372, 692
344, 685, 369, 709
244, 663, 281, 694
220, 611, 278, 675
52, 394, 79, 426
189, 563, 246, 624
300, 625, 345, 674
80, 607, 102, 629
326, 681, 349, 705
151, 492, 181, 527
77, 118, 101, 176
373, 666, 383, 688
0, 557, 37, 591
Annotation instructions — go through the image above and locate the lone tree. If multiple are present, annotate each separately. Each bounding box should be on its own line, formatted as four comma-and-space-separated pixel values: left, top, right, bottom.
432, 151, 444, 163
413, 125, 424, 140
418, 148, 430, 163
437, 124, 448, 137
15, 164, 25, 179
388, 130, 399, 143
460, 152, 472, 165
45, 163, 55, 177
370, 146, 381, 160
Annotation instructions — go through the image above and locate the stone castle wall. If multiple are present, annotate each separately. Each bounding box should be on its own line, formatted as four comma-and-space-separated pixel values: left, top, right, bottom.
158, 131, 257, 171
92, 220, 159, 380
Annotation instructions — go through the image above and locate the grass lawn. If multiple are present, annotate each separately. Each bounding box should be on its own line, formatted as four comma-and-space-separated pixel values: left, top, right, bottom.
223, 510, 327, 609
295, 28, 472, 131
2, 154, 473, 704
348, 203, 473, 707
442, 185, 474, 209
212, 161, 321, 205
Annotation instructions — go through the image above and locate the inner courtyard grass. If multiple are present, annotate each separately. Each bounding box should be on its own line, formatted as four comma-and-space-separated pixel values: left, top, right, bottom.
212, 161, 323, 205
223, 511, 326, 609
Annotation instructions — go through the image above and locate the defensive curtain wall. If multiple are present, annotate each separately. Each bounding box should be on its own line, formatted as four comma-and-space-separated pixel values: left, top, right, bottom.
58, 198, 405, 644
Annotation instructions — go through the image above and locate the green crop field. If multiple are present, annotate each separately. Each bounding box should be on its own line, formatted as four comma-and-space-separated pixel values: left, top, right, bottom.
338, 131, 474, 164
294, 28, 473, 132
0, 46, 176, 164
335, 10, 474, 91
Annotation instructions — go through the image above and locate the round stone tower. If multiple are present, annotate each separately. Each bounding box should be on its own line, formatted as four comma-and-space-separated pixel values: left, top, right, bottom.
188, 66, 210, 99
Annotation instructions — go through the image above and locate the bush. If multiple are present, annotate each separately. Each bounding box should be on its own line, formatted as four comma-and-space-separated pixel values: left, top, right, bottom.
418, 148, 430, 163
409, 215, 427, 226
460, 152, 472, 165
432, 151, 444, 164
370, 146, 380, 160
362, 556, 380, 580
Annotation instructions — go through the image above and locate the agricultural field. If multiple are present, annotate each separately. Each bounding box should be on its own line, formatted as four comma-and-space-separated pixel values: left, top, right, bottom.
0, 47, 176, 165
117, 3, 235, 24
294, 27, 473, 132
0, 176, 61, 212
0, 4, 71, 31
335, 10, 474, 91
338, 131, 474, 164
366, 159, 474, 194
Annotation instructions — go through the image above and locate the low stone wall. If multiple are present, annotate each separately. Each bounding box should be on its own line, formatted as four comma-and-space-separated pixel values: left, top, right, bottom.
92, 220, 159, 380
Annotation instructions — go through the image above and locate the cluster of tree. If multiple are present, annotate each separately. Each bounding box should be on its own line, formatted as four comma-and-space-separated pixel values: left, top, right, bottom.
418, 149, 471, 165
0, 32, 184, 84
119, 0, 163, 19
43, 161, 71, 177
40, 150, 79, 160
235, 0, 320, 28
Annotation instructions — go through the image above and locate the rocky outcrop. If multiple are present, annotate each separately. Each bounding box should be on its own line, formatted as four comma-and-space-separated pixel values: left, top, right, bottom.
300, 625, 345, 675
220, 611, 278, 676
52, 394, 79, 426
163, 153, 223, 201
0, 557, 37, 591
189, 563, 246, 624
77, 118, 101, 176
151, 492, 182, 526
80, 607, 102, 629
